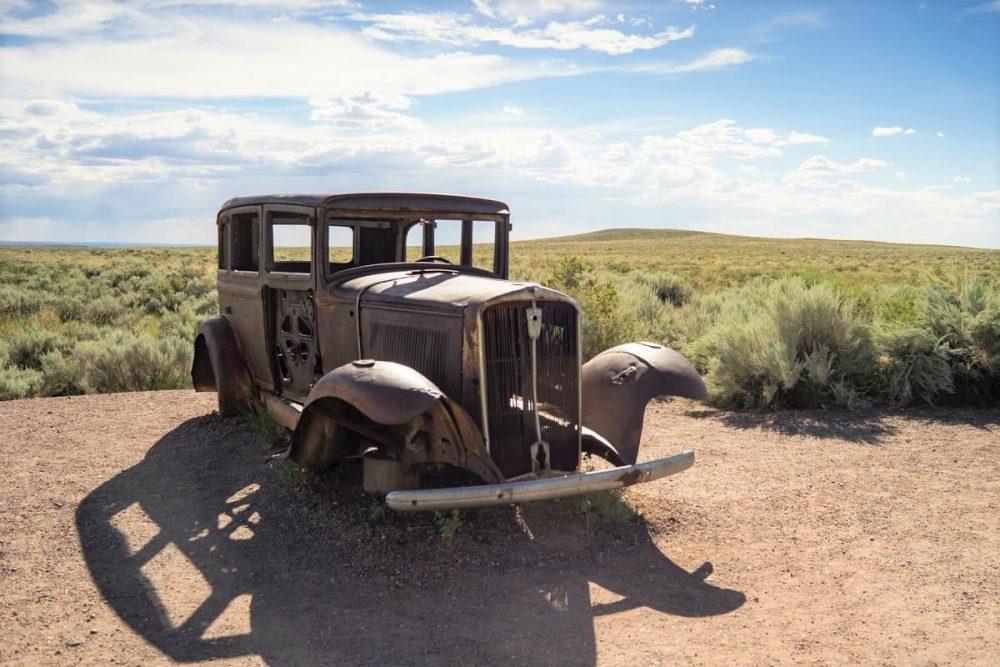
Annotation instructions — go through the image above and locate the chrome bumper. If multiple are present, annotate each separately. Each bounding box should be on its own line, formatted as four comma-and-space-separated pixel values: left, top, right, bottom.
385, 450, 694, 512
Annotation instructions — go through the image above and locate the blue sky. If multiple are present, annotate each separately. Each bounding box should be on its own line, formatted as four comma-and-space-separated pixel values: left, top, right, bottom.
1, 0, 997, 247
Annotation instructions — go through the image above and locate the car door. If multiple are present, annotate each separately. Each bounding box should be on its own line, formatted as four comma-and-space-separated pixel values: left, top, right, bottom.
263, 204, 320, 400
217, 206, 273, 390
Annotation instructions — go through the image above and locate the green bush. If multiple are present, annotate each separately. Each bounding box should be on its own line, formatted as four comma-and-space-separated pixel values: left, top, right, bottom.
683, 278, 872, 409
878, 275, 999, 405
547, 257, 640, 358
0, 365, 44, 400
0, 286, 47, 317
633, 271, 693, 307
1, 328, 65, 371
876, 326, 954, 405
30, 335, 191, 396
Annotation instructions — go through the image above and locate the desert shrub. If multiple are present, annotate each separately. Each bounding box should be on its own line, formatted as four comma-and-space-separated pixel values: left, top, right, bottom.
81, 294, 125, 325
876, 326, 954, 405
683, 278, 873, 409
0, 286, 47, 317
1, 328, 65, 371
547, 256, 641, 358
0, 365, 44, 400
548, 256, 590, 290
42, 335, 193, 395
633, 271, 693, 307
879, 274, 1000, 405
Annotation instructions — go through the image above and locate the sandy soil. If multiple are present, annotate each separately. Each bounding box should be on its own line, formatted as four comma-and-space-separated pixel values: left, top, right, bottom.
0, 390, 997, 665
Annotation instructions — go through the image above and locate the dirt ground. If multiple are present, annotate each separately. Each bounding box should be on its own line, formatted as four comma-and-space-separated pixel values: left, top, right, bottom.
0, 391, 997, 665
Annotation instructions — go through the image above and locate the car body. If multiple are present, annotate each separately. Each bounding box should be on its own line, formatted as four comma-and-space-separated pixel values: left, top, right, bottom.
192, 193, 707, 511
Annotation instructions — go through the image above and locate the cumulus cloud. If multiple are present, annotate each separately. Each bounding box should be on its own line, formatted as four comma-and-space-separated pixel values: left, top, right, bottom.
501, 104, 526, 117
873, 126, 917, 137
788, 131, 829, 145
309, 92, 421, 129
3, 103, 995, 247
796, 155, 889, 175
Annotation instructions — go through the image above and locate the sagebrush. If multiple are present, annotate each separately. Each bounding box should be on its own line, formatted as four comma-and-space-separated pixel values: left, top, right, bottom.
1, 231, 997, 409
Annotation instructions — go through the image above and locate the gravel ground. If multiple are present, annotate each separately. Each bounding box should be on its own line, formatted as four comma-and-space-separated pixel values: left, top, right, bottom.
0, 390, 997, 665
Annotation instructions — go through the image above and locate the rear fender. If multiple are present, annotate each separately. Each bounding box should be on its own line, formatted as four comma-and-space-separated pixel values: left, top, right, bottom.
192, 317, 255, 416
582, 343, 707, 465
289, 360, 504, 484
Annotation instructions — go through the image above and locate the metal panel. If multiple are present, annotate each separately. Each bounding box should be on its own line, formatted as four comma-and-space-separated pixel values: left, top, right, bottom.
481, 301, 579, 478
360, 308, 462, 398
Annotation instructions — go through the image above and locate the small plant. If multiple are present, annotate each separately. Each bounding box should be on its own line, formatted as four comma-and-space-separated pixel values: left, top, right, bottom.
579, 489, 640, 530
273, 458, 318, 491
242, 401, 286, 448
433, 509, 462, 541
369, 503, 386, 523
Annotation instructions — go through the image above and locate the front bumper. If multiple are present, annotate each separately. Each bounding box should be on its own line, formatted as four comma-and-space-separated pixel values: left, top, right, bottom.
385, 449, 694, 512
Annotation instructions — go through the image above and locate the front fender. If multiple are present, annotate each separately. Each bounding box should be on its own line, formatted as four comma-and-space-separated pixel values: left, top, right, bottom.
582, 342, 707, 465
289, 360, 504, 484
191, 317, 255, 416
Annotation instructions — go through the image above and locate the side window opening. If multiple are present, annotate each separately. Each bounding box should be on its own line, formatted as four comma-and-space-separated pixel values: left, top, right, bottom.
232, 213, 259, 272
217, 222, 228, 269
328, 223, 355, 272
270, 217, 312, 274
471, 220, 496, 272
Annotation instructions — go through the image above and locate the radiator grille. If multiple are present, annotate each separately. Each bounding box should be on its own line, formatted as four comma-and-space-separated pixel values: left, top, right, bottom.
368, 322, 453, 396
481, 301, 579, 478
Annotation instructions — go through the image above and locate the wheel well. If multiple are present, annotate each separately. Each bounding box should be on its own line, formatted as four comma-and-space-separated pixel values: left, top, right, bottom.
191, 334, 217, 392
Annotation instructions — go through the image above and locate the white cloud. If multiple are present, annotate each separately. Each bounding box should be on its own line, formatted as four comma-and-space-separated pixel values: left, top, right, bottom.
937, 132, 946, 138
961, 1, 1000, 17
0, 15, 585, 99
501, 103, 526, 117
355, 11, 695, 55
633, 47, 756, 74
308, 92, 420, 129
788, 131, 829, 145
470, 0, 603, 20
677, 0, 716, 10
796, 155, 889, 175
3, 104, 995, 247
872, 126, 917, 137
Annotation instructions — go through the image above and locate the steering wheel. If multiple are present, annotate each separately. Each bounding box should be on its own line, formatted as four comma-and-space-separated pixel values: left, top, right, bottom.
414, 255, 454, 264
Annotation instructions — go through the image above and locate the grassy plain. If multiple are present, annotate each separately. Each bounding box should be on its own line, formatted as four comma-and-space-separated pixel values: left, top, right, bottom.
1, 229, 997, 407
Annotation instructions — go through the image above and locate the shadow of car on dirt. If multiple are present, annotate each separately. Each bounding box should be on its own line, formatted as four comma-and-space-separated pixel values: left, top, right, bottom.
683, 405, 999, 446
76, 415, 744, 665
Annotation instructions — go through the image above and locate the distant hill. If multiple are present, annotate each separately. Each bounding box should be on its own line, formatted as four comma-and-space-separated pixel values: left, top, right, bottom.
510, 227, 998, 289
521, 227, 984, 251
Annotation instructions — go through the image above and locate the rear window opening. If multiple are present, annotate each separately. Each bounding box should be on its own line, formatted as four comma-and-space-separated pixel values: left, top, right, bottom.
328, 223, 355, 272
231, 213, 259, 272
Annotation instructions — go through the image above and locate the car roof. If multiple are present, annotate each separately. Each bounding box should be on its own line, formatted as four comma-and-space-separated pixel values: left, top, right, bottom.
219, 192, 509, 216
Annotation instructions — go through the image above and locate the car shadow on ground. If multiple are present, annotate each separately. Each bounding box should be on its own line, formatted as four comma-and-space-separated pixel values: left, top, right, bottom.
683, 405, 999, 445
76, 415, 745, 665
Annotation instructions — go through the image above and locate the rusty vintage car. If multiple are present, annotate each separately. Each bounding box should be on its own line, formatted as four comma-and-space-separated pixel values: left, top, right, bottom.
193, 193, 707, 511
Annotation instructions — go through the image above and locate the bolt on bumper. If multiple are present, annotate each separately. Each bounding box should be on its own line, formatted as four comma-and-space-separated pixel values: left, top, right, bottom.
385, 449, 695, 512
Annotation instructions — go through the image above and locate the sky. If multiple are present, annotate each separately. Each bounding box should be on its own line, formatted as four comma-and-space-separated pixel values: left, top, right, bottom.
0, 0, 998, 248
